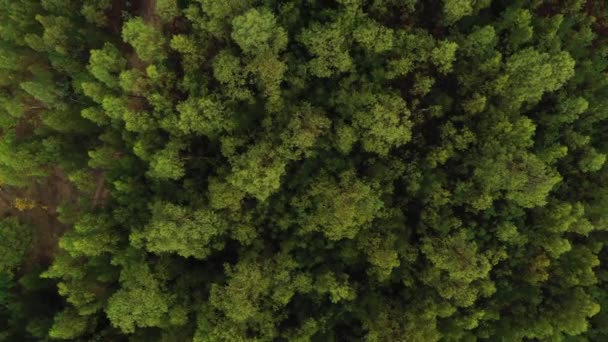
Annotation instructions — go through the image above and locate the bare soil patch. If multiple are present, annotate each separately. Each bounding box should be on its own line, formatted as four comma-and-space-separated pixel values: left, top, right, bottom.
137, 0, 161, 27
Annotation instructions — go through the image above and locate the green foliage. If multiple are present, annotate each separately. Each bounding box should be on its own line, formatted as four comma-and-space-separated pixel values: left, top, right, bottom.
0, 133, 49, 186
156, 0, 180, 23
20, 80, 62, 107
232, 8, 287, 55
148, 140, 185, 180
503, 48, 575, 108
177, 96, 234, 137
0, 218, 31, 274
81, 0, 111, 26
227, 142, 288, 200
297, 171, 384, 240
88, 43, 127, 89
334, 90, 413, 155
60, 213, 120, 257
1, 1, 608, 341
48, 308, 89, 339
122, 17, 167, 63
105, 262, 172, 333
133, 202, 228, 259
300, 22, 353, 77
421, 230, 494, 306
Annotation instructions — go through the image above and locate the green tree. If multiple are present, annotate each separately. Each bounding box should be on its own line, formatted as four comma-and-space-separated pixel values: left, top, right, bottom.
0, 218, 31, 273
2, 1, 608, 341
156, 0, 180, 23
132, 202, 228, 259
88, 43, 127, 89
122, 17, 167, 63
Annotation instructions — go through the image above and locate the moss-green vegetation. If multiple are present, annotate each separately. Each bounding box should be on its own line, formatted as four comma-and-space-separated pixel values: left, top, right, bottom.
1, 0, 608, 340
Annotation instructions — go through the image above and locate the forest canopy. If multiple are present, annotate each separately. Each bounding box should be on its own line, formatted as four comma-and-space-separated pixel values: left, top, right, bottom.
1, 0, 608, 341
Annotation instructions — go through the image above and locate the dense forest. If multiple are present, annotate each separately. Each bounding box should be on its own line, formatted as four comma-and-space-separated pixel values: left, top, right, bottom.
1, 0, 608, 340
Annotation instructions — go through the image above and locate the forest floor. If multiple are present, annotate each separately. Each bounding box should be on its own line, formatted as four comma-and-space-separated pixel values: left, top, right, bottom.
0, 0, 156, 271
1, 0, 152, 270
0, 169, 75, 268
3, 94, 76, 269
108, 0, 159, 27
92, 169, 110, 208
109, 0, 160, 70
137, 0, 160, 27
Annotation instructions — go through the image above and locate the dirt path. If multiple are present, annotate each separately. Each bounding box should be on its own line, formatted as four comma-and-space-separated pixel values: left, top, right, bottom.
107, 0, 160, 33
107, 0, 162, 72
92, 169, 110, 208
138, 0, 161, 27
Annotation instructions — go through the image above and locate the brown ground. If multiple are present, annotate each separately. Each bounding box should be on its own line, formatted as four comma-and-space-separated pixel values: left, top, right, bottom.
137, 0, 161, 27
5, 91, 78, 268
108, 0, 161, 71
92, 169, 110, 208
1, 0, 139, 271
14, 101, 43, 138
107, 0, 160, 31
0, 168, 76, 268
4, 0, 159, 267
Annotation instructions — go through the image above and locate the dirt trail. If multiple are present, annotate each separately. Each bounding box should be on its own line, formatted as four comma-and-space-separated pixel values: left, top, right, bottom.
92, 169, 110, 208
107, 0, 160, 34
108, 0, 161, 72
138, 0, 161, 27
